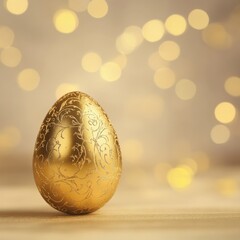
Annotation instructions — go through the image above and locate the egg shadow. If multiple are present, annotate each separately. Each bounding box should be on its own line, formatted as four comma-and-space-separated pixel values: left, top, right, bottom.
0, 208, 101, 220
0, 209, 65, 219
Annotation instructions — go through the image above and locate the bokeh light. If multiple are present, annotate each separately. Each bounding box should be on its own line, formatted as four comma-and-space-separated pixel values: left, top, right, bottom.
68, 0, 90, 12
154, 67, 175, 89
216, 178, 238, 197
121, 139, 143, 163
227, 5, 240, 36
142, 19, 165, 42
148, 51, 167, 71
100, 62, 121, 82
0, 126, 21, 151
188, 9, 209, 30
180, 158, 198, 174
17, 68, 40, 91
165, 14, 187, 36
214, 102, 236, 124
55, 83, 79, 99
116, 26, 143, 55
167, 165, 193, 190
175, 79, 196, 100
158, 41, 180, 61
224, 76, 240, 97
1, 47, 22, 67
0, 26, 14, 48
202, 23, 232, 49
87, 0, 108, 19
211, 124, 230, 144
81, 52, 102, 73
53, 9, 79, 34
5, 0, 28, 15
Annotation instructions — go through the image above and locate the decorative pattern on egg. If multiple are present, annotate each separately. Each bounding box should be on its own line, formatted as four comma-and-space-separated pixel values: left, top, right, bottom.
33, 91, 122, 215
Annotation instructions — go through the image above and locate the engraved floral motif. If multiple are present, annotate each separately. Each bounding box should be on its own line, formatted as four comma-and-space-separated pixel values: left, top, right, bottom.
33, 92, 122, 214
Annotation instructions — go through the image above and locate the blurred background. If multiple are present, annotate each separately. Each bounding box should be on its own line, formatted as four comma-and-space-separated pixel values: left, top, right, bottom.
0, 0, 240, 204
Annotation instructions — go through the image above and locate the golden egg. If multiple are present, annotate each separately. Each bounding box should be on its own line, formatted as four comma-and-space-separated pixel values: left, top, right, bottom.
33, 91, 122, 215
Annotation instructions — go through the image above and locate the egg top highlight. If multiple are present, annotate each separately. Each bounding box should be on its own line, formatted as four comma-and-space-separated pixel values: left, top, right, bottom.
33, 91, 122, 215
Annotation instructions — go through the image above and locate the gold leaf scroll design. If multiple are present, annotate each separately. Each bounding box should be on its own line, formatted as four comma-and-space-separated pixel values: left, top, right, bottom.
81, 100, 121, 200
33, 92, 121, 213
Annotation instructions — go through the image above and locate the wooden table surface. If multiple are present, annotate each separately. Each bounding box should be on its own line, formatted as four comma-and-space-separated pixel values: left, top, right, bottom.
1, 180, 240, 240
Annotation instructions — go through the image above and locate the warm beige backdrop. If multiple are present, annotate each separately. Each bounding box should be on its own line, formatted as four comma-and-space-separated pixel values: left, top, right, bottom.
0, 0, 240, 198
